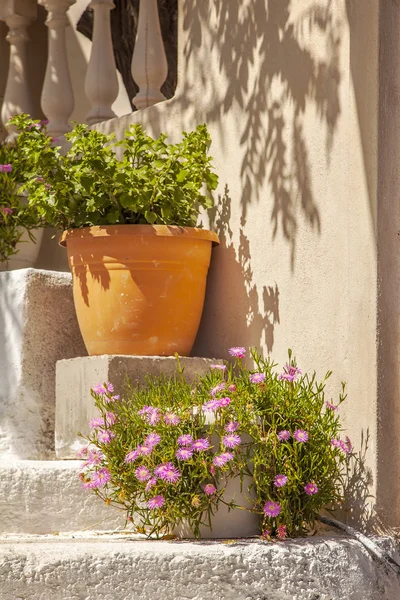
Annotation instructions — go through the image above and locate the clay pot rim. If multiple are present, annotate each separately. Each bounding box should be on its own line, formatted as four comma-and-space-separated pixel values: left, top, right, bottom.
59, 225, 220, 248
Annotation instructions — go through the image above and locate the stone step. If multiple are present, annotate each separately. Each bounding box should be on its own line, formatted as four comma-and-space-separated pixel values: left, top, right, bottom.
0, 460, 124, 534
0, 533, 399, 600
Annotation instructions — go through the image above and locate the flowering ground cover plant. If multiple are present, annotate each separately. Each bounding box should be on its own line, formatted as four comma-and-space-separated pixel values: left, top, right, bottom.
0, 140, 42, 264
79, 348, 351, 539
9, 114, 218, 230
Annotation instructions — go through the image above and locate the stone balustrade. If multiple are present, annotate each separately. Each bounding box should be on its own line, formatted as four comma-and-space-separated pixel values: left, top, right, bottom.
0, 0, 169, 139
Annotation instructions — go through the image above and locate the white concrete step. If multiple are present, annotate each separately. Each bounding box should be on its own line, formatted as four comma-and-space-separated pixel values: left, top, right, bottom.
0, 460, 124, 534
0, 533, 399, 600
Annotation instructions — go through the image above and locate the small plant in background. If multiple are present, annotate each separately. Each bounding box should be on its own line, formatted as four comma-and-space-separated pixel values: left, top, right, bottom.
9, 114, 218, 231
79, 348, 351, 539
0, 137, 43, 264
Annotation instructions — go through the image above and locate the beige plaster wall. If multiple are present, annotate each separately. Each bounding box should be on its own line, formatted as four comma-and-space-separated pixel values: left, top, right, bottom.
94, 0, 381, 529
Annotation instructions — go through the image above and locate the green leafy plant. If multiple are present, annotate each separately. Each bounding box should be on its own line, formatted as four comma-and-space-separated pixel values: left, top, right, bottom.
9, 114, 219, 230
0, 138, 42, 264
79, 347, 351, 539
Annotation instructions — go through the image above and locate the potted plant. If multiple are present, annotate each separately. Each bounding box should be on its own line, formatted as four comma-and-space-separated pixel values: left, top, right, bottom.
78, 348, 351, 539
0, 138, 43, 270
11, 115, 219, 356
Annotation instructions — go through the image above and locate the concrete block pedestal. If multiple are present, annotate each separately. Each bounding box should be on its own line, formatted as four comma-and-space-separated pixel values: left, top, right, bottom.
55, 355, 221, 458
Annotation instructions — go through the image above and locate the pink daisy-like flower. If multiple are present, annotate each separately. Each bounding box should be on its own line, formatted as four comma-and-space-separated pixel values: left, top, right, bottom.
304, 482, 319, 496
125, 450, 139, 463
225, 421, 240, 433
178, 434, 193, 447
106, 412, 116, 426
147, 495, 165, 509
92, 383, 107, 395
228, 347, 246, 359
82, 479, 97, 490
0, 164, 12, 173
106, 383, 114, 393
228, 384, 237, 392
212, 452, 233, 467
250, 372, 266, 384
278, 364, 302, 382
191, 438, 210, 452
84, 450, 104, 467
145, 477, 157, 492
218, 396, 231, 407
176, 448, 193, 461
89, 417, 104, 429
97, 430, 115, 443
210, 382, 226, 396
326, 402, 338, 411
274, 474, 288, 488
148, 408, 161, 426
222, 433, 241, 448
0, 206, 13, 215
203, 399, 221, 412
164, 412, 181, 425
91, 468, 111, 488
108, 394, 120, 402
277, 524, 287, 539
144, 433, 161, 448
293, 429, 308, 443
210, 364, 227, 372
135, 466, 152, 482
277, 430, 291, 441
263, 500, 282, 517
137, 444, 153, 457
77, 446, 89, 459
154, 462, 181, 484
204, 484, 217, 495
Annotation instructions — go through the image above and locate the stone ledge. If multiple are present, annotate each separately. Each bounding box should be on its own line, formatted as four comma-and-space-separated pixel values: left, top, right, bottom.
0, 460, 123, 534
0, 534, 399, 600
56, 355, 222, 458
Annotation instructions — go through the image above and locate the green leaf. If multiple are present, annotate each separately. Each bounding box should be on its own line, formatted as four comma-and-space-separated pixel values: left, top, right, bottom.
144, 210, 157, 224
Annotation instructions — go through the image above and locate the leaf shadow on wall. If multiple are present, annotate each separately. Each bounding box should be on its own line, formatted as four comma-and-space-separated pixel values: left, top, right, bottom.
182, 0, 342, 269
193, 186, 280, 357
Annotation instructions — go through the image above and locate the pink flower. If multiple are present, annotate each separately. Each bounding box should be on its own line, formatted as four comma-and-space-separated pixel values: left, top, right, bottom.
277, 430, 291, 441
145, 477, 157, 492
263, 501, 281, 517
191, 438, 210, 452
144, 433, 161, 448
210, 364, 227, 372
326, 402, 337, 411
147, 495, 165, 509
106, 412, 116, 426
176, 448, 193, 460
228, 347, 246, 359
203, 399, 221, 412
250, 372, 266, 384
225, 421, 240, 433
274, 474, 288, 488
77, 446, 89, 459
204, 484, 216, 495
262, 529, 271, 538
106, 383, 114, 393
107, 394, 120, 403
228, 384, 237, 392
293, 429, 308, 443
91, 468, 111, 488
212, 452, 233, 467
164, 412, 181, 425
135, 466, 152, 482
89, 417, 104, 429
279, 364, 302, 382
222, 433, 241, 448
92, 383, 107, 395
304, 482, 319, 496
218, 396, 231, 407
0, 207, 13, 215
0, 164, 12, 173
154, 462, 181, 484
210, 382, 226, 396
148, 408, 161, 425
178, 434, 193, 446
97, 430, 115, 443
84, 450, 104, 467
277, 524, 287, 539
137, 444, 153, 457
125, 450, 139, 463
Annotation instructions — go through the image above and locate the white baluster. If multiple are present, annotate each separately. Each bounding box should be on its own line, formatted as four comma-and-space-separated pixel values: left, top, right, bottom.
39, 0, 75, 136
0, 1, 36, 140
131, 0, 168, 110
85, 0, 119, 125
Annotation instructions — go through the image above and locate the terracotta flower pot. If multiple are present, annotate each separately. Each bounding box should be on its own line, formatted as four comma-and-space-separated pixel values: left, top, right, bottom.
60, 225, 219, 356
